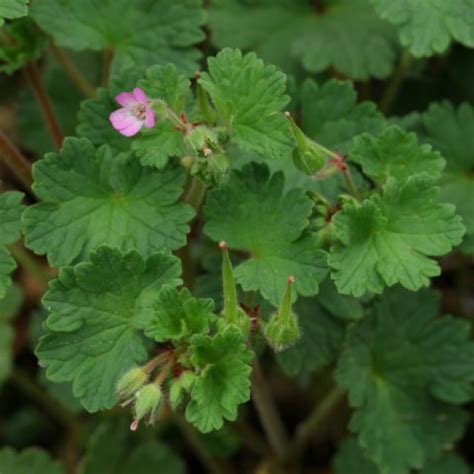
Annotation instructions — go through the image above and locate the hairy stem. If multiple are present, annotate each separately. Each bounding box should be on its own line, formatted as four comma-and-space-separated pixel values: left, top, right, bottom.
183, 176, 207, 212
50, 42, 95, 98
101, 48, 114, 86
23, 62, 63, 150
0, 130, 33, 190
379, 50, 412, 114
286, 384, 345, 462
9, 242, 50, 287
251, 359, 289, 461
174, 415, 235, 474
342, 167, 361, 201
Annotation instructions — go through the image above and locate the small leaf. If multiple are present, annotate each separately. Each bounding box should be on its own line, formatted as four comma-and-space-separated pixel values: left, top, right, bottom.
186, 327, 253, 432
0, 0, 28, 27
199, 48, 292, 158
350, 127, 445, 184
144, 286, 214, 342
36, 246, 181, 411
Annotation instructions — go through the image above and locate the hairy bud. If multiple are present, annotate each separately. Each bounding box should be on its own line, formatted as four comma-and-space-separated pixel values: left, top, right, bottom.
132, 384, 163, 429
117, 367, 147, 402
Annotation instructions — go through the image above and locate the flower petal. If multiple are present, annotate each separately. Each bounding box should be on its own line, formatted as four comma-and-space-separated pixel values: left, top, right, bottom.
144, 107, 155, 128
110, 108, 138, 130
115, 92, 136, 107
133, 87, 148, 104
119, 120, 143, 137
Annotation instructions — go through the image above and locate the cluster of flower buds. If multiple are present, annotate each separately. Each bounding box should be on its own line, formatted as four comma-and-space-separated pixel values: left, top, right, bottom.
116, 355, 173, 431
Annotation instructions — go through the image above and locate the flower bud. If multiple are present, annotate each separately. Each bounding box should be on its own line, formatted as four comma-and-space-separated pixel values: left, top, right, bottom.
117, 367, 148, 402
219, 242, 251, 336
132, 384, 163, 429
263, 276, 300, 351
285, 112, 325, 174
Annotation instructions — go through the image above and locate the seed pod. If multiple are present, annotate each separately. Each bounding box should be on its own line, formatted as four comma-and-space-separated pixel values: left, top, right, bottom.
263, 276, 300, 351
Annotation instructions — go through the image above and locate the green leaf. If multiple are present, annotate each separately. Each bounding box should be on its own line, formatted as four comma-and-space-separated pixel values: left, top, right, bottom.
199, 48, 292, 159
0, 191, 24, 298
333, 438, 378, 474
300, 79, 385, 155
408, 101, 474, 254
138, 64, 191, 114
276, 296, 346, 381
186, 327, 253, 432
132, 122, 186, 169
77, 88, 132, 152
350, 127, 445, 184
83, 421, 185, 474
420, 452, 470, 474
0, 17, 47, 74
31, 0, 205, 76
144, 286, 214, 342
329, 175, 465, 297
0, 285, 22, 385
0, 448, 64, 474
23, 138, 194, 266
0, 0, 28, 26
204, 163, 328, 304
36, 246, 181, 411
208, 0, 397, 79
335, 286, 474, 474
371, 0, 474, 57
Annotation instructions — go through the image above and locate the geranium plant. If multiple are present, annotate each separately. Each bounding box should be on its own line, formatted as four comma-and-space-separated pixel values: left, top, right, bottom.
1, 1, 474, 473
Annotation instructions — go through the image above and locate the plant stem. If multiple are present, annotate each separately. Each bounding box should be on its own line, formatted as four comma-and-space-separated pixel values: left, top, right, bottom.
101, 48, 113, 86
379, 50, 412, 114
9, 242, 50, 287
50, 41, 95, 98
183, 176, 207, 212
286, 384, 345, 462
23, 62, 63, 150
0, 130, 33, 190
251, 359, 289, 461
342, 167, 361, 201
174, 414, 235, 474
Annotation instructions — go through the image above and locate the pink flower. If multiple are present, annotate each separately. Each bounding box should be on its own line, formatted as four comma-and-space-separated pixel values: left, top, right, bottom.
109, 87, 155, 137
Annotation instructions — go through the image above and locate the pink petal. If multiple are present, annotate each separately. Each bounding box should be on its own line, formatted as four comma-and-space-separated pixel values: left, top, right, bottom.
144, 107, 155, 128
119, 120, 143, 137
133, 87, 148, 104
109, 108, 137, 130
115, 92, 137, 107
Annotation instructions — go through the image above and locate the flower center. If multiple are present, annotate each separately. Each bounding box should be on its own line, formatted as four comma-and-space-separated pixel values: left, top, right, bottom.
132, 103, 147, 120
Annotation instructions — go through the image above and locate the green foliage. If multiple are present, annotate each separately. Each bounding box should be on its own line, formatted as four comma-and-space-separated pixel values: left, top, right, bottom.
371, 0, 474, 57
186, 327, 253, 432
82, 421, 185, 474
330, 128, 465, 296
0, 448, 65, 474
145, 286, 214, 342
23, 138, 194, 266
401, 101, 474, 254
336, 287, 474, 473
36, 246, 181, 411
204, 163, 328, 304
31, 0, 205, 76
0, 0, 28, 27
0, 191, 24, 297
208, 0, 398, 79
199, 48, 292, 158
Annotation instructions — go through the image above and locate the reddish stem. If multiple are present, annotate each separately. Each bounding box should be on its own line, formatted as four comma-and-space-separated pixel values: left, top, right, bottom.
23, 62, 63, 150
0, 130, 33, 189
